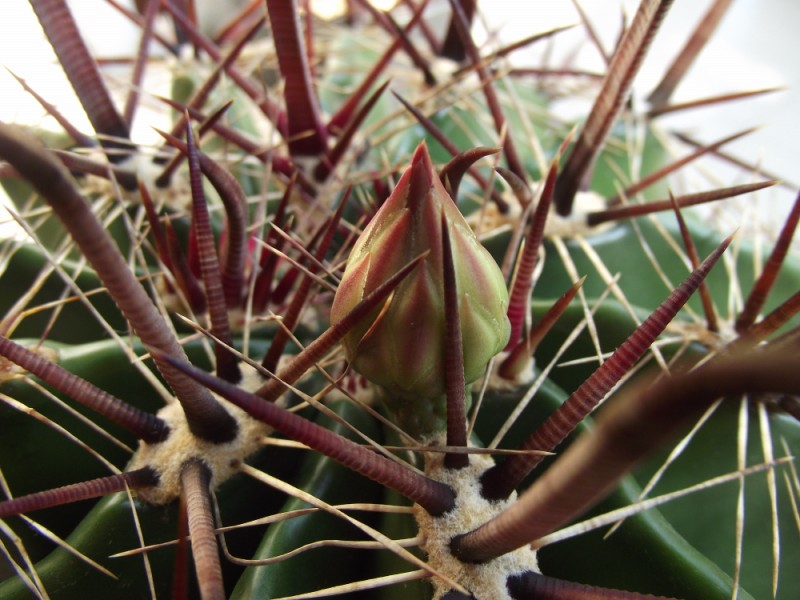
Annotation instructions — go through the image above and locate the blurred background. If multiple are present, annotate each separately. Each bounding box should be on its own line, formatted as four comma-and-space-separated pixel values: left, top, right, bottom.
1, 0, 797, 238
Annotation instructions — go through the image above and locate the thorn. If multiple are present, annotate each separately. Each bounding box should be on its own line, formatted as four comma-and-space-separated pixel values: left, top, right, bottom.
384, 10, 437, 86
441, 213, 469, 469
314, 80, 391, 182
185, 119, 241, 384
158, 336, 456, 516
736, 189, 800, 333
587, 180, 778, 227
327, 0, 430, 131
265, 0, 328, 156
0, 469, 158, 519
607, 127, 757, 205
446, 0, 527, 182
499, 277, 585, 381
440, 147, 500, 199
180, 460, 225, 600
392, 91, 509, 212
554, 0, 675, 216
30, 0, 132, 160
648, 87, 784, 119
669, 191, 719, 332
481, 231, 732, 500
504, 159, 558, 351
647, 0, 735, 107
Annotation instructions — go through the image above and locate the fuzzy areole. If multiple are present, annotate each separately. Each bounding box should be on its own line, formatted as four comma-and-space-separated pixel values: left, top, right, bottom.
128, 365, 272, 505
415, 450, 538, 600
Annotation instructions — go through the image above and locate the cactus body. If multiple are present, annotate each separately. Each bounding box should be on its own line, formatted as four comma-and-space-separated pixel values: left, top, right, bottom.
1, 2, 799, 599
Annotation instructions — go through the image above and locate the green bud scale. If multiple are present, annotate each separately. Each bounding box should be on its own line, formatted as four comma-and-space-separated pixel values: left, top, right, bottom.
331, 143, 510, 431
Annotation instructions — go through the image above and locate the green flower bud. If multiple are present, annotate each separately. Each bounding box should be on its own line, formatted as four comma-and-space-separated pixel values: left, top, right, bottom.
331, 142, 510, 412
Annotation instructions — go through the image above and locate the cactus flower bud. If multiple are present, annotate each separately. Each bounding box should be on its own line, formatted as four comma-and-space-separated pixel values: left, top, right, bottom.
331, 143, 509, 427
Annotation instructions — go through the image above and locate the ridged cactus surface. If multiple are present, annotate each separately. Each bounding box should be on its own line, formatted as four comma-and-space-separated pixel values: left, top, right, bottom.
0, 1, 799, 599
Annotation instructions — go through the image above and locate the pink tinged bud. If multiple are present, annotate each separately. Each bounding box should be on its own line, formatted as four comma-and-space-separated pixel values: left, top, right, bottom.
331, 143, 510, 416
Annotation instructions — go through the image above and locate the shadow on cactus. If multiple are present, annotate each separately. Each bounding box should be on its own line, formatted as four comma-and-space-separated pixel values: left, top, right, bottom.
1, 1, 799, 599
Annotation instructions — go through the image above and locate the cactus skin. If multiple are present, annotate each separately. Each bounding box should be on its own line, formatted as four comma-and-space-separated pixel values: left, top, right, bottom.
0, 1, 799, 599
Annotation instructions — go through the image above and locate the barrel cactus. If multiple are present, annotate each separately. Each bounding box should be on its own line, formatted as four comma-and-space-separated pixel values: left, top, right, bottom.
1, 1, 798, 599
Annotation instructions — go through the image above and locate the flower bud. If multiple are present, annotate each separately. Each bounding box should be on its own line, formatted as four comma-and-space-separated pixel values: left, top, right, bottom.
331, 142, 509, 413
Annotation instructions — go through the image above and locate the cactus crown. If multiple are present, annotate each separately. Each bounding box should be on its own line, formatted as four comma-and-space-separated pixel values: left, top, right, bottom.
0, 1, 798, 599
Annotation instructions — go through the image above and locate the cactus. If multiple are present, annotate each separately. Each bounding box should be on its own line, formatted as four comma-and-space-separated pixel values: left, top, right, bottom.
0, 1, 798, 599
